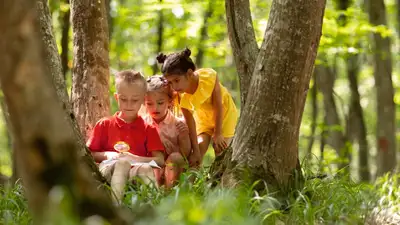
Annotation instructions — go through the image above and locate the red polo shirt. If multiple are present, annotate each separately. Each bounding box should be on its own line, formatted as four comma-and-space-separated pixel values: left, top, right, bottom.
87, 112, 165, 157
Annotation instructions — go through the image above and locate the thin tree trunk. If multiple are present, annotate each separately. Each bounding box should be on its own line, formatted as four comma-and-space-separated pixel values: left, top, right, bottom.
106, 0, 114, 40
0, 96, 15, 184
152, 0, 163, 74
70, 0, 111, 139
307, 72, 318, 162
36, 0, 106, 183
315, 64, 350, 173
225, 0, 259, 107
219, 0, 326, 194
367, 0, 397, 176
60, 1, 70, 79
195, 1, 214, 68
0, 1, 129, 223
347, 54, 370, 181
336, 0, 370, 181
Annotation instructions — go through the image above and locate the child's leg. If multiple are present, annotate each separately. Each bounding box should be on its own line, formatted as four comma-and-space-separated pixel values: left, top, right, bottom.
110, 159, 131, 204
99, 163, 115, 183
198, 133, 211, 158
165, 152, 186, 189
129, 165, 157, 187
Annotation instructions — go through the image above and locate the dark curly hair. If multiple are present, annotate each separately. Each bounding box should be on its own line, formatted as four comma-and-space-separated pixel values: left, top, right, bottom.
156, 47, 196, 76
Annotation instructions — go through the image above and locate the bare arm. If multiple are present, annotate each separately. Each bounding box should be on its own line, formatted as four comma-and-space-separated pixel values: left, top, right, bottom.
181, 108, 200, 157
91, 151, 118, 163
177, 121, 191, 157
212, 76, 224, 136
120, 151, 165, 167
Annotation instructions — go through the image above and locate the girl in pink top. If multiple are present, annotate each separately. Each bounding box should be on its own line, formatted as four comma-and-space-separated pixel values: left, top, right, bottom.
143, 75, 191, 188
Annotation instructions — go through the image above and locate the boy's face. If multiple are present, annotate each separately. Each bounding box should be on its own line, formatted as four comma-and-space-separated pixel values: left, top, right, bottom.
165, 73, 190, 93
114, 81, 145, 119
144, 91, 170, 122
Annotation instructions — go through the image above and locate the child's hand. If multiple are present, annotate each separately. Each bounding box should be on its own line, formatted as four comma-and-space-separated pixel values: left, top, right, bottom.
119, 152, 139, 161
104, 151, 120, 160
189, 150, 201, 167
176, 121, 189, 135
213, 134, 227, 155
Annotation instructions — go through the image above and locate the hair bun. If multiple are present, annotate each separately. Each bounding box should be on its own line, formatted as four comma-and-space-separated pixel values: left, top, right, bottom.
156, 53, 167, 63
182, 47, 191, 58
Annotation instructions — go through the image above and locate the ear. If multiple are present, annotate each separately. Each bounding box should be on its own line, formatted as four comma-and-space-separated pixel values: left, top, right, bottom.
114, 93, 118, 101
186, 69, 194, 77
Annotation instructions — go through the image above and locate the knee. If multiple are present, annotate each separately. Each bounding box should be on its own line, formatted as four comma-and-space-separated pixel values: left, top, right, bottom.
167, 152, 185, 165
138, 165, 154, 176
115, 159, 131, 169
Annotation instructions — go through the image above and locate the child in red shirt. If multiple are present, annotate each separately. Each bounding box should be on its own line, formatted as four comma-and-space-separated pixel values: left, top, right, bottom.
86, 70, 165, 204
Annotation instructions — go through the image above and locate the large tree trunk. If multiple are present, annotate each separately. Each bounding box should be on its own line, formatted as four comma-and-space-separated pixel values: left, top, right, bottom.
218, 0, 326, 194
36, 0, 106, 183
367, 0, 397, 176
195, 1, 214, 68
0, 1, 129, 223
70, 0, 111, 139
315, 64, 350, 173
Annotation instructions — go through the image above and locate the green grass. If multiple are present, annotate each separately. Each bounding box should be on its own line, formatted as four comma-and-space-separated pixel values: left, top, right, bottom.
0, 163, 399, 225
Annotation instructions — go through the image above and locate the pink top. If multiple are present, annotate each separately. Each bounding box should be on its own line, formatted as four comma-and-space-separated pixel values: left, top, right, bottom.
145, 111, 184, 155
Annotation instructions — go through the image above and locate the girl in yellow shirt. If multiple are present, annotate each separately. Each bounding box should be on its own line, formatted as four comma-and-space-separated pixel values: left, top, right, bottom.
156, 48, 238, 165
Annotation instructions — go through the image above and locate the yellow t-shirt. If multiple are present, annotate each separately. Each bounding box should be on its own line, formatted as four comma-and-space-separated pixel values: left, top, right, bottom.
179, 68, 238, 137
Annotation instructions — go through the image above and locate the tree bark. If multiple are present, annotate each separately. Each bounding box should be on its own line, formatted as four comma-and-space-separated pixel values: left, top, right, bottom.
70, 0, 111, 140
367, 0, 397, 176
315, 64, 350, 173
36, 0, 107, 183
152, 0, 163, 74
60, 1, 70, 79
219, 0, 326, 194
225, 0, 259, 108
0, 1, 130, 223
346, 54, 370, 181
195, 1, 214, 68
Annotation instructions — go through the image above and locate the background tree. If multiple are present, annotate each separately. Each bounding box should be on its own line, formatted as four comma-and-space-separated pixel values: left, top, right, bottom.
367, 0, 397, 176
70, 0, 111, 139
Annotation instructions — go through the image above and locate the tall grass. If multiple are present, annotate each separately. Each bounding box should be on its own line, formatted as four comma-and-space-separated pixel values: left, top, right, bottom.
1, 169, 399, 225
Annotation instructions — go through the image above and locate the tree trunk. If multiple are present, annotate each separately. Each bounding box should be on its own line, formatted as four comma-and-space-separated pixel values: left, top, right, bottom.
347, 54, 370, 181
70, 0, 111, 139
152, 0, 163, 74
219, 0, 326, 194
367, 0, 397, 176
36, 0, 107, 183
336, 0, 369, 181
225, 0, 259, 108
195, 1, 214, 68
315, 64, 350, 173
0, 95, 16, 183
60, 1, 70, 79
307, 72, 318, 162
106, 0, 114, 40
0, 1, 130, 223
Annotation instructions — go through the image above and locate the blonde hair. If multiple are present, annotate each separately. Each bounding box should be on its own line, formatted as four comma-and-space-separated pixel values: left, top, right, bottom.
115, 70, 146, 92
146, 75, 181, 116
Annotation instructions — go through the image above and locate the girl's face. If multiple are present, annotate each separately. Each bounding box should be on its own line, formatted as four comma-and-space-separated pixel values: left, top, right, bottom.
164, 73, 191, 93
144, 91, 171, 122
